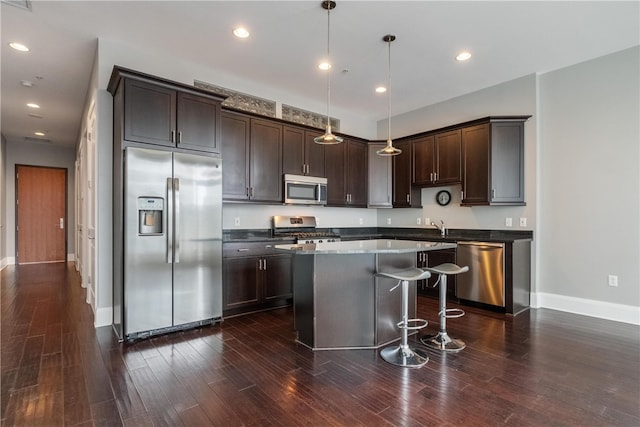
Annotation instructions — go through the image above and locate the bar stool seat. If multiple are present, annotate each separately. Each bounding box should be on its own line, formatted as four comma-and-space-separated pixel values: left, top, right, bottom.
376, 268, 431, 368
421, 263, 469, 353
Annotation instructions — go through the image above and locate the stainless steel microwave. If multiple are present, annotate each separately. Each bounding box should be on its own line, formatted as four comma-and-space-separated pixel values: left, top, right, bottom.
284, 174, 327, 205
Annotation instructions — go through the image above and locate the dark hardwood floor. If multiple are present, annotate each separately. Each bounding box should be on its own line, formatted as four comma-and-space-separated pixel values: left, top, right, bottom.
1, 262, 639, 426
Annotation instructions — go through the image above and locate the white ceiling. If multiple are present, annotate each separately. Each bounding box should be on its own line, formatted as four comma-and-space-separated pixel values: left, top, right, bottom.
2, 1, 638, 148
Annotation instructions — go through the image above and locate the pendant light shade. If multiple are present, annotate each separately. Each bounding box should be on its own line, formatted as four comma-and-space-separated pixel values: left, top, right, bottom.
314, 0, 343, 145
376, 34, 402, 156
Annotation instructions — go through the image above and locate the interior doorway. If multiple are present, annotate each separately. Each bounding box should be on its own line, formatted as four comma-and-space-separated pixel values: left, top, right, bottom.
16, 165, 67, 264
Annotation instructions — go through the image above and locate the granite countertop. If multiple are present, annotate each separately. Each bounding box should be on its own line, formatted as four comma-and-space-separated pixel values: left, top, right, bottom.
275, 239, 457, 255
224, 227, 533, 243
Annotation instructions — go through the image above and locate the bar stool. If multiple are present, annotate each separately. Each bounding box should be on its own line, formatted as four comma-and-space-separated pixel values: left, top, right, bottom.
375, 268, 431, 368
421, 263, 469, 352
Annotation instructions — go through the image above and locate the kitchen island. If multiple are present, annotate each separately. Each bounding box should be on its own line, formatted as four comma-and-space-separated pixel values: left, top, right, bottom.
275, 239, 457, 350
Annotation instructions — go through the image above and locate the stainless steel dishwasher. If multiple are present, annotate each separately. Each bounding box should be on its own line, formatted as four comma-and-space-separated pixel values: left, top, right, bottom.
456, 242, 505, 307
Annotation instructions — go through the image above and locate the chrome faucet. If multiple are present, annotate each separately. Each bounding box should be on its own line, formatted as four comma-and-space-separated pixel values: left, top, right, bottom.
431, 219, 446, 237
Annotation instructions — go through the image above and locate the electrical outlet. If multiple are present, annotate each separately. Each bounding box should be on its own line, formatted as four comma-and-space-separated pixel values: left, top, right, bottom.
505, 217, 513, 227
416, 217, 421, 225
387, 218, 391, 225
234, 217, 240, 226
519, 217, 527, 227
315, 217, 320, 226
359, 218, 363, 225
608, 275, 618, 287
425, 217, 430, 227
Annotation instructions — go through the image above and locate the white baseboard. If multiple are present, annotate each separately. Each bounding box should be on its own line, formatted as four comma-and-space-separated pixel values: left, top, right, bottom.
532, 292, 640, 325
1, 256, 16, 269
94, 306, 112, 328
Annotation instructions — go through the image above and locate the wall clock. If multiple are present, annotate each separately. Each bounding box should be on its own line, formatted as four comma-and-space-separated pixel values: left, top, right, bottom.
436, 190, 451, 206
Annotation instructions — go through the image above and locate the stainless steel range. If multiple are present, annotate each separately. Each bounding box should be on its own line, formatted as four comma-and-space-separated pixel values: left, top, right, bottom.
272, 215, 340, 244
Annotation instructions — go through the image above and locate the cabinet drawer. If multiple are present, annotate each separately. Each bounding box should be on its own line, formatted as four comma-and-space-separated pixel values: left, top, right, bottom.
223, 241, 292, 258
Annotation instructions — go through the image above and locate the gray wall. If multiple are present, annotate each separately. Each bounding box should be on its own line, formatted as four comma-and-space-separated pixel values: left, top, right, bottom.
1, 134, 6, 267
4, 141, 77, 263
538, 46, 639, 307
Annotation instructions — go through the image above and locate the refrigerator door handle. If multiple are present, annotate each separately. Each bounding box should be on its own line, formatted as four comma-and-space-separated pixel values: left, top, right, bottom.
174, 178, 180, 263
167, 177, 174, 264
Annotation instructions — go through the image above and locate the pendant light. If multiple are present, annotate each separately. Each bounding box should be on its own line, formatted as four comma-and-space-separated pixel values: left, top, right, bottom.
376, 34, 402, 156
314, 0, 343, 145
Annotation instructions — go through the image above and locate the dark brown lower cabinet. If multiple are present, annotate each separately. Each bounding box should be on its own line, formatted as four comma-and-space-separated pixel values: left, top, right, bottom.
223, 242, 292, 317
417, 248, 457, 301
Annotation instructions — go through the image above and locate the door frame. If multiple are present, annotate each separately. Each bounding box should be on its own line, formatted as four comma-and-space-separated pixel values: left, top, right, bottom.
15, 164, 68, 264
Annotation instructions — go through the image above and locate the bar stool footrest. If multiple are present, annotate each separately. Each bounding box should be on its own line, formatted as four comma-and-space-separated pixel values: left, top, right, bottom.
439, 308, 465, 319
396, 318, 428, 331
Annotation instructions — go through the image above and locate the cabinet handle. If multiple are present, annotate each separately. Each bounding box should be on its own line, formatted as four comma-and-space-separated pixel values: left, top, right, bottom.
237, 248, 249, 252
171, 130, 175, 143
177, 131, 182, 144
461, 190, 464, 200
434, 172, 437, 182
491, 188, 495, 199
263, 258, 267, 270
430, 172, 433, 182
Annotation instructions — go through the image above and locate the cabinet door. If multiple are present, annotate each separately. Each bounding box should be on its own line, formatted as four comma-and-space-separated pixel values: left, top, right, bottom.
412, 135, 435, 186
435, 129, 461, 184
461, 123, 490, 205
346, 141, 368, 206
249, 119, 282, 202
368, 143, 392, 207
282, 125, 305, 175
304, 130, 325, 177
124, 79, 176, 147
490, 122, 525, 204
223, 257, 260, 312
393, 139, 421, 207
221, 112, 250, 201
324, 143, 347, 206
176, 92, 221, 153
263, 255, 292, 301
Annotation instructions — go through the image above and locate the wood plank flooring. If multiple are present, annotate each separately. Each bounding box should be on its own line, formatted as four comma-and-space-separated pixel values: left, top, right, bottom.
1, 262, 639, 426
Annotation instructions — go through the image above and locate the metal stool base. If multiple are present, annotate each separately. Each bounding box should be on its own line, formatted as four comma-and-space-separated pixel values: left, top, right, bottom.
421, 331, 466, 353
380, 344, 429, 368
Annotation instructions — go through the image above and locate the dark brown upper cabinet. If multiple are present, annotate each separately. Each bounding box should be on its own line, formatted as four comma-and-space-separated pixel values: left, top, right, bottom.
413, 129, 461, 186
392, 139, 422, 208
461, 117, 528, 206
122, 78, 221, 153
282, 125, 325, 177
221, 111, 282, 203
324, 139, 368, 207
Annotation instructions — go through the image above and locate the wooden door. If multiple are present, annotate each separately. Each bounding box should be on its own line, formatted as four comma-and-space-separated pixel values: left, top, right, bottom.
16, 165, 67, 264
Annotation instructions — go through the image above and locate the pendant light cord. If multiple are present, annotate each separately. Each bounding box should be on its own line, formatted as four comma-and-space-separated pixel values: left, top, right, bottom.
326, 4, 332, 126
387, 37, 391, 144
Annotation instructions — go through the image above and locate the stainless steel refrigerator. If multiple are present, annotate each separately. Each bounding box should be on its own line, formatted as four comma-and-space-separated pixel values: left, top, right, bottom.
114, 146, 222, 340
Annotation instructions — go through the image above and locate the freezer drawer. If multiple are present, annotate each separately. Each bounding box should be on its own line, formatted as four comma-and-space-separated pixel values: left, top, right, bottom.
456, 242, 505, 307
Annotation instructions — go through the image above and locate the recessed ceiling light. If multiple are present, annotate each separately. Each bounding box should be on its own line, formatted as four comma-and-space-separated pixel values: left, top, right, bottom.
9, 42, 29, 52
318, 62, 331, 71
27, 103, 40, 109
20, 80, 34, 87
456, 51, 472, 61
233, 27, 250, 38
375, 86, 387, 93
34, 131, 45, 136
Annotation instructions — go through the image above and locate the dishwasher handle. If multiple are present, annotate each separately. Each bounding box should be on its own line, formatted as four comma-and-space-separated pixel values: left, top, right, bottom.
457, 241, 505, 248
